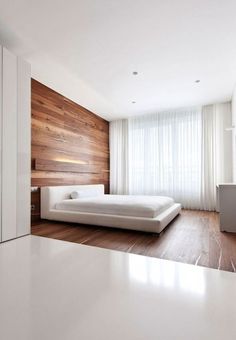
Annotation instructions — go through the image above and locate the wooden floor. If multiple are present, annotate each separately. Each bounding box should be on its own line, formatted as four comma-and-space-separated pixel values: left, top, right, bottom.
31, 210, 236, 272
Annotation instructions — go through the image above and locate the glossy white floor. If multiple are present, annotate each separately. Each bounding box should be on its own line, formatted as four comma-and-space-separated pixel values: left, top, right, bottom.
0, 236, 236, 340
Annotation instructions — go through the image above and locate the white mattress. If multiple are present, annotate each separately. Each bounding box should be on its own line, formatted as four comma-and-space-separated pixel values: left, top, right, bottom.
55, 194, 174, 218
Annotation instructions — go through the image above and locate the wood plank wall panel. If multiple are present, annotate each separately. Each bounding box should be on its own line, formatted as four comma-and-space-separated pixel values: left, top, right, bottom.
31, 79, 109, 219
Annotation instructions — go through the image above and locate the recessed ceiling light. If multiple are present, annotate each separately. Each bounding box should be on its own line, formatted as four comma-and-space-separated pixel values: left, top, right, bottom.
132, 101, 136, 104
195, 79, 200, 83
132, 71, 138, 75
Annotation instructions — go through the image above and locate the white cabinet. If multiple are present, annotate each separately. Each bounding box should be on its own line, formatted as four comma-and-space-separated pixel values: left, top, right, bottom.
17, 57, 31, 238
0, 47, 2, 242
0, 45, 31, 242
2, 47, 17, 241
217, 184, 236, 232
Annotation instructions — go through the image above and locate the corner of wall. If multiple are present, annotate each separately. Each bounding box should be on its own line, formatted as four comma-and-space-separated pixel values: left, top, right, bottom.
231, 85, 236, 182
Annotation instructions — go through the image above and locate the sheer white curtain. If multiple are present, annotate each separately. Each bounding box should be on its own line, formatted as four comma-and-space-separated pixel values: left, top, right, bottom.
109, 119, 129, 194
110, 103, 232, 210
128, 108, 202, 209
201, 103, 232, 210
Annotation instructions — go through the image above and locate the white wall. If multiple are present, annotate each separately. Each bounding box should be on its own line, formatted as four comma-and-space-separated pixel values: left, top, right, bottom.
0, 45, 31, 242
232, 86, 236, 182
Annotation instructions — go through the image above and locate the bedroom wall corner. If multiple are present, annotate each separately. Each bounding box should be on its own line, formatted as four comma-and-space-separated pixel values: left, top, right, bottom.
232, 85, 236, 182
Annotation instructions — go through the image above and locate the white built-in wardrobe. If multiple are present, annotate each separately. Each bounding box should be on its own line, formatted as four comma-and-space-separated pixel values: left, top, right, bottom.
0, 45, 31, 242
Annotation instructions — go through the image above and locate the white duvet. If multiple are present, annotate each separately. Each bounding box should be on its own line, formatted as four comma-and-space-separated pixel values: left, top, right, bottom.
55, 194, 174, 219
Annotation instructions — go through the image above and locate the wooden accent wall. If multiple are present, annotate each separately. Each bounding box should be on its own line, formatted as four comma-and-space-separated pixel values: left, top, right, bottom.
31, 79, 109, 220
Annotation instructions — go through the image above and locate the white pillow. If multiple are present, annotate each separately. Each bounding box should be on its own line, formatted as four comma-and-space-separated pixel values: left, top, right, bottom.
71, 190, 101, 199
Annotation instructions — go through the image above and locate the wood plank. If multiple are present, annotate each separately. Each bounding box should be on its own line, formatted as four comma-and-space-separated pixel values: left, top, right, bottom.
31, 210, 236, 273
31, 128, 109, 158
31, 116, 109, 145
31, 145, 109, 164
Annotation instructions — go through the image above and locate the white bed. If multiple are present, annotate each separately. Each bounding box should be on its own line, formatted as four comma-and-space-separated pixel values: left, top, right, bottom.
41, 184, 181, 233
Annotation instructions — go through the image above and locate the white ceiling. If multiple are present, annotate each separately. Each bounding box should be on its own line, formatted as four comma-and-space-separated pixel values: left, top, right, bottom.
0, 0, 236, 121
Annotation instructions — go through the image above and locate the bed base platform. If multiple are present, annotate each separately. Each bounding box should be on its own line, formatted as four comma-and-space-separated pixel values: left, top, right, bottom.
41, 185, 181, 234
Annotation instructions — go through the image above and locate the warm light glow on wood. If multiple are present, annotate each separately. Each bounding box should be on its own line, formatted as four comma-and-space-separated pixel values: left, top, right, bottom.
53, 158, 87, 165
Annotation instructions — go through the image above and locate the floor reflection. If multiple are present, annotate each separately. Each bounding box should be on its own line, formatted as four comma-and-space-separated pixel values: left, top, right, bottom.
128, 255, 206, 295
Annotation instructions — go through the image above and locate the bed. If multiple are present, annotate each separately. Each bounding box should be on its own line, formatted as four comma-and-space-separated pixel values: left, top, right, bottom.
41, 184, 181, 233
